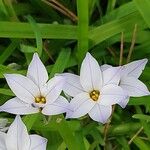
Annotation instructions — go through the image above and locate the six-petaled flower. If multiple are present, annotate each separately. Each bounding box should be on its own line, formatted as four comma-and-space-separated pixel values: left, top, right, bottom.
0, 53, 69, 116
101, 59, 150, 108
0, 115, 47, 150
61, 52, 128, 123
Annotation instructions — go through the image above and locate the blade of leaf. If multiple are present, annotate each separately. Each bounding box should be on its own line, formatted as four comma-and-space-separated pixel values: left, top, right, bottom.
23, 113, 40, 131
89, 11, 146, 48
133, 137, 149, 150
49, 48, 71, 78
0, 88, 14, 96
134, 0, 150, 28
0, 39, 19, 64
0, 21, 77, 39
133, 114, 150, 122
26, 15, 42, 56
76, 0, 89, 63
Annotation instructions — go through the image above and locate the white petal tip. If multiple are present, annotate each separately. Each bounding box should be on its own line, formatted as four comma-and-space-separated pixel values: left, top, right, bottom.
65, 110, 74, 119
86, 52, 92, 57
14, 115, 22, 123
143, 58, 148, 63
16, 115, 21, 119
33, 52, 39, 57
120, 105, 126, 109
4, 74, 10, 78
32, 52, 40, 61
101, 121, 108, 124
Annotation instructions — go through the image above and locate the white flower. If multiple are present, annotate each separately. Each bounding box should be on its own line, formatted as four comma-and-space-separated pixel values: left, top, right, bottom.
61, 53, 127, 124
102, 59, 150, 108
0, 53, 69, 116
0, 115, 47, 150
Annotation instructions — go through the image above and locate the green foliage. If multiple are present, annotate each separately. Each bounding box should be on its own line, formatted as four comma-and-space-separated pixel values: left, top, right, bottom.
0, 0, 150, 149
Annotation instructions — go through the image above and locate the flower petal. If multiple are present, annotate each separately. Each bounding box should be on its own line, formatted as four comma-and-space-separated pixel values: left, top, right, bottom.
4, 74, 39, 103
42, 96, 69, 115
102, 66, 121, 86
42, 76, 64, 104
30, 135, 47, 150
88, 104, 112, 124
122, 59, 148, 78
60, 73, 83, 97
101, 64, 112, 71
120, 77, 150, 97
0, 97, 39, 115
80, 52, 102, 92
66, 92, 95, 118
118, 96, 130, 108
27, 53, 48, 87
99, 84, 128, 106
6, 115, 30, 150
0, 132, 6, 149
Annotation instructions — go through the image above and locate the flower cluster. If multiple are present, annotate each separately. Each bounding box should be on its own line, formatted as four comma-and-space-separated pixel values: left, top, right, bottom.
0, 52, 149, 149
62, 53, 149, 123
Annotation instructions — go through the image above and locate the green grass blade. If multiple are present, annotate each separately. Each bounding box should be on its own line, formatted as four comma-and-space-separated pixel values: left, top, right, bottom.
26, 15, 42, 56
133, 137, 149, 150
133, 114, 150, 122
0, 22, 77, 39
50, 48, 71, 78
134, 0, 150, 28
23, 113, 40, 131
76, 0, 89, 63
0, 88, 14, 96
89, 11, 145, 48
0, 39, 19, 64
56, 117, 85, 150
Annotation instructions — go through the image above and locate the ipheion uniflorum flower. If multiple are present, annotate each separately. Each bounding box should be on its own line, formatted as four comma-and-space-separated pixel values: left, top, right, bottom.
61, 52, 128, 124
101, 58, 150, 108
0, 53, 69, 116
0, 115, 47, 150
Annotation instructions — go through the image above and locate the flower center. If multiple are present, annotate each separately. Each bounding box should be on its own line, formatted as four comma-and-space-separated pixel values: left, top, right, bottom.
35, 96, 46, 104
89, 90, 100, 101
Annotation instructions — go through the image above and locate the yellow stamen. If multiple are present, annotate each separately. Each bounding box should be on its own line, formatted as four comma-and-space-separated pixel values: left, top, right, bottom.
35, 96, 46, 104
90, 90, 100, 101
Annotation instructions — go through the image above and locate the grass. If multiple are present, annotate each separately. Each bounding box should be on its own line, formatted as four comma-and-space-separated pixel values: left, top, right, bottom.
0, 0, 150, 149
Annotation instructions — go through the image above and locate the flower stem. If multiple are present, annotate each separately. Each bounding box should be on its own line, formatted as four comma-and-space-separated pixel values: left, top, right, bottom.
127, 24, 137, 63
103, 31, 124, 147
128, 126, 143, 145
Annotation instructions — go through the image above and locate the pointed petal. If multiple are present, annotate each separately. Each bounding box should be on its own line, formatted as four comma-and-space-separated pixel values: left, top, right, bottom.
42, 96, 69, 115
99, 84, 128, 106
88, 104, 112, 124
60, 73, 83, 97
101, 64, 112, 71
42, 76, 64, 104
123, 59, 148, 78
27, 53, 48, 87
102, 66, 121, 86
67, 92, 95, 118
30, 135, 47, 150
6, 115, 30, 150
118, 96, 130, 108
120, 77, 150, 97
4, 74, 39, 103
0, 97, 39, 115
80, 52, 102, 92
0, 132, 7, 149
